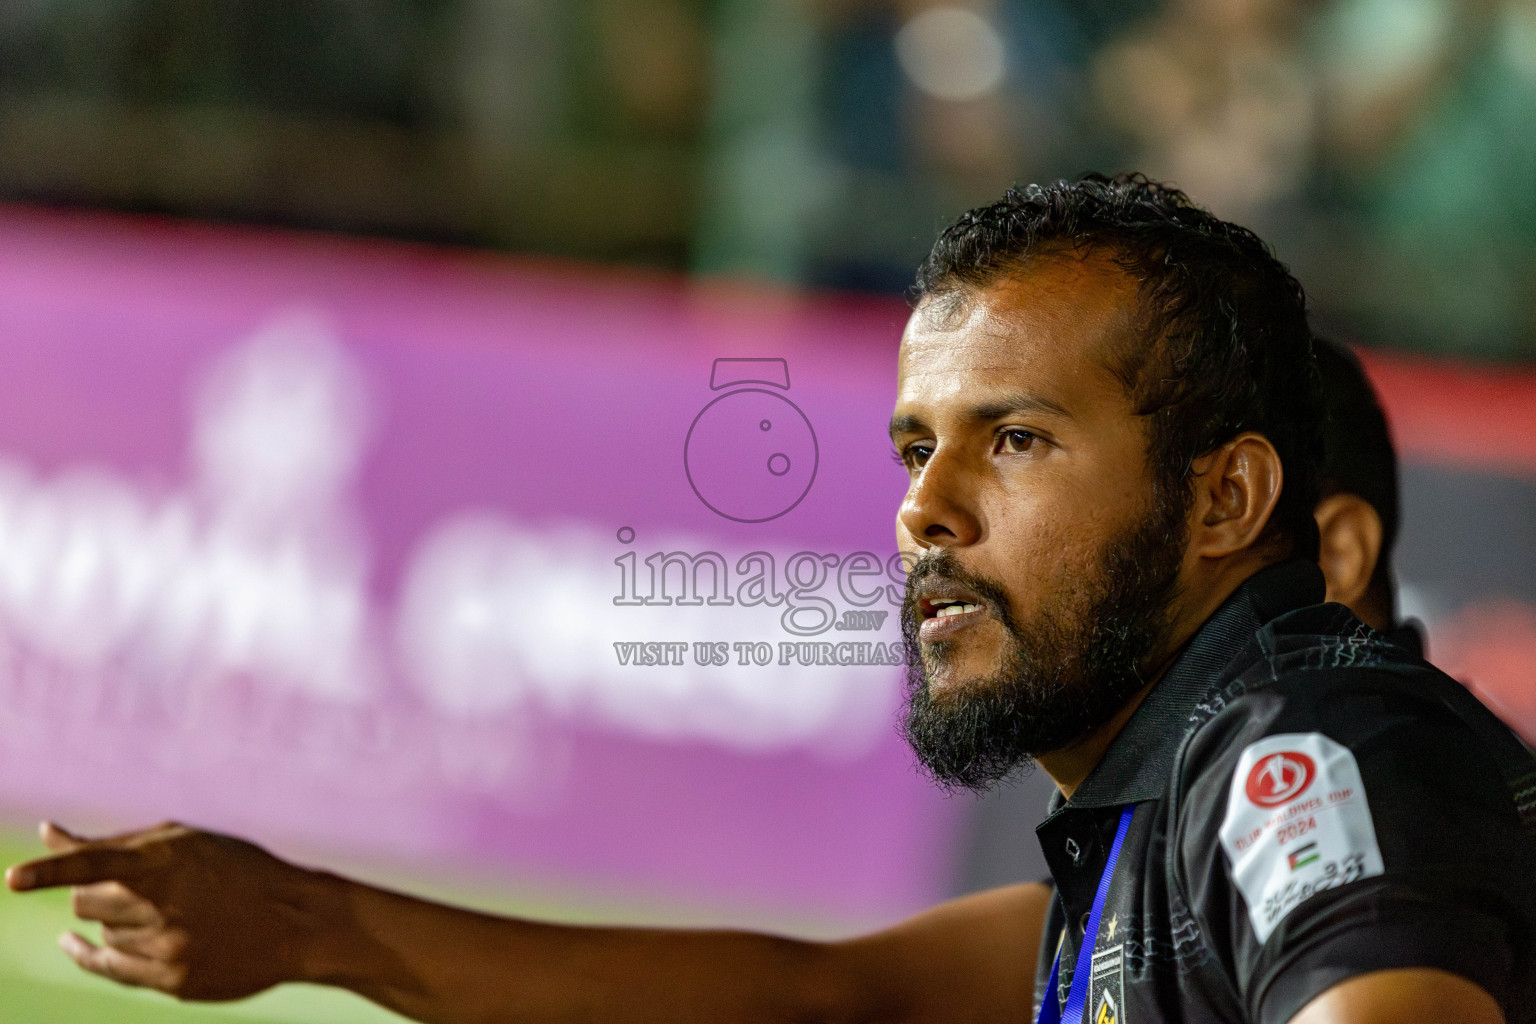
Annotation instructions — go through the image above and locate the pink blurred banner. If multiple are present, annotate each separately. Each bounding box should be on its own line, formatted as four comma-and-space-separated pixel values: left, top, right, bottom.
0, 206, 962, 919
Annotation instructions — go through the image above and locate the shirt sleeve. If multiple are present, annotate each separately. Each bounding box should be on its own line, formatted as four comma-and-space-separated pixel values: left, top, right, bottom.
1171, 668, 1535, 1024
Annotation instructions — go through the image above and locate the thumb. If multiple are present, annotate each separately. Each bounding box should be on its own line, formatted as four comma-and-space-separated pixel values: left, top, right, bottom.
40, 822, 84, 853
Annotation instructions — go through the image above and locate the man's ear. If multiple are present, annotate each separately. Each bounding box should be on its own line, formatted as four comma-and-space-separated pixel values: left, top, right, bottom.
1314, 492, 1385, 614
1187, 433, 1284, 560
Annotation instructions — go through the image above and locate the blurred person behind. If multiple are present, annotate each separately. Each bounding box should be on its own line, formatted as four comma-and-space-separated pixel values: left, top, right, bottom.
1091, 0, 1318, 223
1310, 337, 1536, 750
1313, 0, 1536, 359
1311, 336, 1408, 640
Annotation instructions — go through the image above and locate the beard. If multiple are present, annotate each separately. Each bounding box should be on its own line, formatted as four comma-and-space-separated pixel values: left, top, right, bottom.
901, 484, 1189, 791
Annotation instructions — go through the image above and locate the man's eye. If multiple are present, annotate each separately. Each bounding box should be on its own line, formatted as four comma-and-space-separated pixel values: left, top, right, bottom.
892, 444, 933, 471
999, 429, 1037, 454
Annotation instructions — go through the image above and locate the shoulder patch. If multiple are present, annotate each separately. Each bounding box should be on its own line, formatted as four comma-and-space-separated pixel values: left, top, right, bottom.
1218, 732, 1384, 942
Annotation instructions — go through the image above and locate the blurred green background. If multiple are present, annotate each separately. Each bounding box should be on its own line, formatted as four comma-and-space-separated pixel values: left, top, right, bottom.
3, 0, 1536, 360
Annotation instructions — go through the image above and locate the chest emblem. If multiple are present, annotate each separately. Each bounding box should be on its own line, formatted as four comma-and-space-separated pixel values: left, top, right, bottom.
1088, 943, 1125, 1024
1094, 988, 1118, 1024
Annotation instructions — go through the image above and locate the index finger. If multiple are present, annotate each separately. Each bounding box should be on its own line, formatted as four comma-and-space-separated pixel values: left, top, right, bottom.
7, 846, 145, 892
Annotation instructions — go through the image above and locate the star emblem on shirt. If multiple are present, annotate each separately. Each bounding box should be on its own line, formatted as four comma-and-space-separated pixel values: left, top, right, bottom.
1105, 913, 1118, 941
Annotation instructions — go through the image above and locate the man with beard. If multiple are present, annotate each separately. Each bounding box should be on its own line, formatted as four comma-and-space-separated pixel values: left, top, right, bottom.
957, 334, 1414, 899
8, 176, 1534, 1024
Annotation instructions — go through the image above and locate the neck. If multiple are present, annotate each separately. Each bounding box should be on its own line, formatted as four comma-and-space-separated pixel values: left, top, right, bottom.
1036, 676, 1157, 800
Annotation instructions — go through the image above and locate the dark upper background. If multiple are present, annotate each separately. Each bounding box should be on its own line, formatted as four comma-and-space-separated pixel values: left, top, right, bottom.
5, 0, 1536, 362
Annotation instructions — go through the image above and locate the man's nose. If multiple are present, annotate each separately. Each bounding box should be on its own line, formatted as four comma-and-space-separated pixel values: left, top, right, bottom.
897, 451, 982, 549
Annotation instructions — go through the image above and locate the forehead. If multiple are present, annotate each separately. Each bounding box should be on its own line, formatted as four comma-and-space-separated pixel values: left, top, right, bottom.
896, 256, 1142, 412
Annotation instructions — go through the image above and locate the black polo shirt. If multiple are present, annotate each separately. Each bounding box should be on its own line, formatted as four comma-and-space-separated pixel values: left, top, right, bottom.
1032, 560, 1536, 1023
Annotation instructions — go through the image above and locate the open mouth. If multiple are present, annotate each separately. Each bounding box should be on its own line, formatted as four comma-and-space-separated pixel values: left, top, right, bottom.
917, 585, 989, 642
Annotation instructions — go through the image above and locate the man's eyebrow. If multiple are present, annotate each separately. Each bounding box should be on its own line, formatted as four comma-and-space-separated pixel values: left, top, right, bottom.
967, 392, 1072, 421
888, 392, 1071, 439
888, 413, 926, 439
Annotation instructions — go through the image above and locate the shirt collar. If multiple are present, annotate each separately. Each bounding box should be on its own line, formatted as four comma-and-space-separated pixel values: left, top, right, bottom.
1057, 559, 1326, 810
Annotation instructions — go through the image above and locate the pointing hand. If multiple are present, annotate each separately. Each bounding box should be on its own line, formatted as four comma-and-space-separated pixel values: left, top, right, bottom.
6, 821, 330, 1000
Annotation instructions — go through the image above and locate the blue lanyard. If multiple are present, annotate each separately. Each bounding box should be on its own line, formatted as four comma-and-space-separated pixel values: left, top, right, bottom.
1035, 804, 1136, 1024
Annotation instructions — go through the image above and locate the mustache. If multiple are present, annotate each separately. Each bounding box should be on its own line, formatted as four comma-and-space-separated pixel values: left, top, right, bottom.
901, 551, 1017, 633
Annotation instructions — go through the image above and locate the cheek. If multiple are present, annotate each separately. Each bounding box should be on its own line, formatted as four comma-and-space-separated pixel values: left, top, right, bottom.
1007, 445, 1150, 552
987, 506, 1089, 597
983, 486, 1127, 612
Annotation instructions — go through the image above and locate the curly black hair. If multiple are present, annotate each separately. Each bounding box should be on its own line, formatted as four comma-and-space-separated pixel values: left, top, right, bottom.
913, 172, 1323, 559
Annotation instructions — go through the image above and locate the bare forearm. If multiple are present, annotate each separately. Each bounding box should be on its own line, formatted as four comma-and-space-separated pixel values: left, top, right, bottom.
8, 822, 1045, 1024
299, 872, 851, 1024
